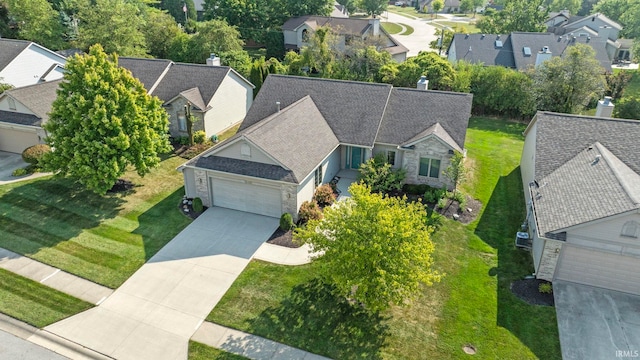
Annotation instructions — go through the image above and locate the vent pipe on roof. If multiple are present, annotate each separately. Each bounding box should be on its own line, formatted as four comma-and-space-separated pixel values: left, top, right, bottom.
595, 96, 614, 118
416, 75, 429, 91
276, 101, 281, 112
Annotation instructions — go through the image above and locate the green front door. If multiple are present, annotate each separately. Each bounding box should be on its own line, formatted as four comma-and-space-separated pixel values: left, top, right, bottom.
350, 147, 363, 169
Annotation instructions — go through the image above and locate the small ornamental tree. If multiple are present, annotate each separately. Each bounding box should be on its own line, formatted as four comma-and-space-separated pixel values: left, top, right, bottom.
295, 183, 441, 312
442, 151, 467, 193
431, 0, 444, 18
358, 153, 406, 194
43, 44, 171, 194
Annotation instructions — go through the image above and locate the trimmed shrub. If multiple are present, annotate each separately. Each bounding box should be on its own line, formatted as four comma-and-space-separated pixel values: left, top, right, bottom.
298, 200, 323, 224
437, 197, 448, 209
12, 168, 28, 176
193, 130, 207, 144
403, 183, 431, 195
424, 187, 446, 203
538, 282, 553, 294
192, 197, 203, 213
314, 184, 336, 206
280, 213, 294, 231
21, 144, 51, 165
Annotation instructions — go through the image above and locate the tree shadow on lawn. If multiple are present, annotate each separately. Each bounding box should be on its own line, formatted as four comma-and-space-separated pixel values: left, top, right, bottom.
474, 167, 561, 360
245, 278, 390, 359
0, 177, 125, 256
133, 187, 192, 261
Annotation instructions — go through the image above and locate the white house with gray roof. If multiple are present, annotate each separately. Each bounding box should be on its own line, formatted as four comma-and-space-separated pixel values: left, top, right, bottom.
521, 111, 640, 295
180, 75, 472, 219
0, 39, 66, 88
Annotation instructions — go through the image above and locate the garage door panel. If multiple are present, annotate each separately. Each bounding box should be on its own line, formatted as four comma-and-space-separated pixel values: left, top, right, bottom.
211, 177, 281, 218
0, 128, 39, 153
555, 246, 640, 295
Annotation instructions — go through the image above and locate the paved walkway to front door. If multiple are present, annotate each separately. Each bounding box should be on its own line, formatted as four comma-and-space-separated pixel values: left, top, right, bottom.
43, 208, 279, 360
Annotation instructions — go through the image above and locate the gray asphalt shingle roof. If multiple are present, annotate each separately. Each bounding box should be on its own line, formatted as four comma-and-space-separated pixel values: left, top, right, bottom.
0, 110, 42, 126
118, 57, 172, 91
3, 79, 62, 123
378, 88, 472, 149
449, 34, 515, 68
151, 63, 230, 104
531, 142, 640, 237
193, 156, 297, 183
241, 75, 393, 147
0, 39, 30, 71
282, 16, 372, 35
529, 112, 640, 236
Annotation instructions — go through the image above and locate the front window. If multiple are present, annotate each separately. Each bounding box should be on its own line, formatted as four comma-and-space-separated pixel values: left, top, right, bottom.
387, 151, 396, 166
419, 157, 440, 178
178, 112, 187, 131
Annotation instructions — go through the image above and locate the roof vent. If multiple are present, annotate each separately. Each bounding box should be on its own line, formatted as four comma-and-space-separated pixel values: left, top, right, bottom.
523, 47, 532, 56
276, 101, 281, 112
481, 34, 485, 38
592, 154, 601, 165
495, 40, 503, 48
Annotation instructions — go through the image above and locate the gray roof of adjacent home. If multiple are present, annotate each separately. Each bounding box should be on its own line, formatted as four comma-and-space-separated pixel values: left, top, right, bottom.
192, 96, 339, 183
449, 33, 515, 68
282, 16, 372, 35
532, 112, 640, 180
3, 79, 62, 123
377, 88, 472, 150
151, 63, 231, 104
0, 39, 31, 71
0, 110, 42, 127
241, 75, 393, 147
528, 112, 640, 236
451, 32, 612, 71
531, 142, 640, 237
118, 57, 172, 91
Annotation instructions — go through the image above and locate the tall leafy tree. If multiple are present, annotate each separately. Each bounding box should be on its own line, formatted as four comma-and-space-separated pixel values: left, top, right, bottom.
545, 0, 581, 14
157, 0, 196, 25
43, 45, 171, 195
358, 0, 388, 16
142, 8, 184, 59
5, 0, 64, 49
477, 0, 548, 33
281, 0, 333, 17
76, 0, 147, 56
186, 19, 246, 63
380, 51, 456, 90
531, 44, 606, 114
337, 0, 357, 13
613, 96, 640, 120
294, 183, 441, 312
431, 0, 444, 18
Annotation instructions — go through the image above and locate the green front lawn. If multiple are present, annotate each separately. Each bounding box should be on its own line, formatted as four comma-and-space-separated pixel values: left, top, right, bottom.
382, 22, 403, 34
0, 268, 93, 328
0, 156, 192, 288
189, 341, 247, 360
206, 117, 560, 359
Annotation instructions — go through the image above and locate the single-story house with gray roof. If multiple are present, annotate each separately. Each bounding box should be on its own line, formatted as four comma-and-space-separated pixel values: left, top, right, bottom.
521, 111, 640, 295
180, 75, 472, 219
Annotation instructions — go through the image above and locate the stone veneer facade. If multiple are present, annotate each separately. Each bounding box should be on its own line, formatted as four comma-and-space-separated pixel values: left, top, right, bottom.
281, 184, 298, 221
165, 97, 205, 138
402, 137, 454, 189
536, 239, 564, 281
194, 169, 210, 207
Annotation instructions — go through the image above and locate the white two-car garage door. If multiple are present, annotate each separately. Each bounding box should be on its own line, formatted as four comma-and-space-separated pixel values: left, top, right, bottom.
0, 127, 39, 153
555, 246, 640, 295
211, 177, 282, 218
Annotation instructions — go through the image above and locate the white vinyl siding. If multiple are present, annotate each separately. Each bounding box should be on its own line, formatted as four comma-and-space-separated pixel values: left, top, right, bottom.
0, 45, 66, 88
204, 72, 253, 138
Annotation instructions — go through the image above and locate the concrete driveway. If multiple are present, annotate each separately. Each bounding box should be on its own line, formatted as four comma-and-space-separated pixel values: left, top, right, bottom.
383, 12, 439, 57
44, 207, 278, 360
554, 281, 640, 360
0, 151, 50, 185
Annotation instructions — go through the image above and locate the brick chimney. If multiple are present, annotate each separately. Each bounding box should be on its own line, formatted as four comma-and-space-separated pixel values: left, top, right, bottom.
595, 96, 615, 118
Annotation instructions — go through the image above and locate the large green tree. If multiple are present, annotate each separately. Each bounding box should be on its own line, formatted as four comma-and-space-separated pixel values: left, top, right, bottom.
5, 0, 63, 49
143, 8, 184, 59
544, 0, 581, 14
359, 0, 388, 16
477, 0, 548, 33
157, 0, 196, 25
76, 0, 147, 56
380, 51, 456, 91
43, 45, 171, 195
613, 96, 640, 120
186, 19, 246, 63
531, 44, 606, 114
294, 183, 441, 312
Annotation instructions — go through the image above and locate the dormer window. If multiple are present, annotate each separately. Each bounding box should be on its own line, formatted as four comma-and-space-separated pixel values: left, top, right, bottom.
621, 221, 639, 238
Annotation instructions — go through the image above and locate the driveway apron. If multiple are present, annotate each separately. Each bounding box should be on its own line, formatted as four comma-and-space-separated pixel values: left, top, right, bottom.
43, 208, 279, 360
554, 281, 640, 360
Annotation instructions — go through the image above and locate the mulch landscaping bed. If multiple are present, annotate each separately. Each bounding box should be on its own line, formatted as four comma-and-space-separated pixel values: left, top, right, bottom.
267, 228, 300, 248
107, 179, 135, 194
511, 279, 555, 306
178, 197, 207, 220
435, 195, 482, 224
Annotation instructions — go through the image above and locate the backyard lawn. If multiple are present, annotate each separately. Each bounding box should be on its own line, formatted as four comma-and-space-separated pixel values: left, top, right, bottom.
204, 117, 561, 359
0, 268, 92, 328
0, 155, 192, 288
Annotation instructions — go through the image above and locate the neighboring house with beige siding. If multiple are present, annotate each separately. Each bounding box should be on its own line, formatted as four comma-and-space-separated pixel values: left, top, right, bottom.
521, 111, 640, 295
180, 75, 472, 219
